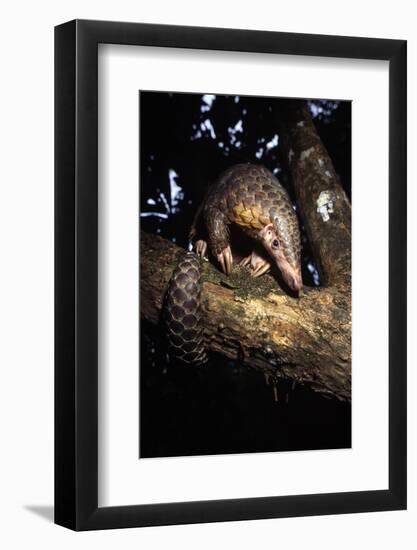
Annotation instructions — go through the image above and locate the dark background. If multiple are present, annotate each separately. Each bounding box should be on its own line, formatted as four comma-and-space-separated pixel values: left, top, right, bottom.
139, 91, 351, 458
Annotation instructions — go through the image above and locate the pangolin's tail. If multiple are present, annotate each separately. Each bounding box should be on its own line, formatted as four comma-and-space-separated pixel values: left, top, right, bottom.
163, 251, 207, 365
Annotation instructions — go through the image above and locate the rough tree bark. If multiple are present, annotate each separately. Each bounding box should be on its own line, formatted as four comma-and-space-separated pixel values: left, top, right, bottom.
140, 100, 351, 402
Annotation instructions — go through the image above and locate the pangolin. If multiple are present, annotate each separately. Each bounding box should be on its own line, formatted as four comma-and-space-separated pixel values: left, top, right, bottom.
164, 163, 302, 364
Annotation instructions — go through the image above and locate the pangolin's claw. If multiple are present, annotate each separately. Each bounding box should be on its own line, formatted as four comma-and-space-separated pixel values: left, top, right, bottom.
239, 255, 251, 268
217, 246, 233, 275
195, 239, 208, 259
251, 262, 271, 278
225, 247, 233, 275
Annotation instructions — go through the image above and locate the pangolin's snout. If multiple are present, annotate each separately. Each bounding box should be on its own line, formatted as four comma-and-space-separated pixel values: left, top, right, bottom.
288, 272, 303, 292
280, 264, 303, 293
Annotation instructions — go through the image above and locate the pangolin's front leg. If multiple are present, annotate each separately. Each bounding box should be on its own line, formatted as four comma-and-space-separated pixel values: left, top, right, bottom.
240, 250, 272, 277
205, 207, 233, 275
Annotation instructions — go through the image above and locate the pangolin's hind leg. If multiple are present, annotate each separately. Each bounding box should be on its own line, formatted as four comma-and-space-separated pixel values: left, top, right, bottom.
194, 239, 208, 259
205, 208, 233, 275
240, 250, 272, 278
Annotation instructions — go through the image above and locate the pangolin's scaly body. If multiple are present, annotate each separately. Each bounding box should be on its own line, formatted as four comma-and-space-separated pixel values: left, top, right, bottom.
165, 163, 302, 364
193, 163, 302, 289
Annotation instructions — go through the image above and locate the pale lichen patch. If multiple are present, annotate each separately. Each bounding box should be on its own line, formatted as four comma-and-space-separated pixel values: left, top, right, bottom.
266, 293, 289, 306
288, 148, 295, 164
300, 146, 315, 162
316, 190, 336, 222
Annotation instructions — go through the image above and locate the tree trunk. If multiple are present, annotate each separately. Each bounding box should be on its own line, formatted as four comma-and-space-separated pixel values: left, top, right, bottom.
275, 100, 351, 289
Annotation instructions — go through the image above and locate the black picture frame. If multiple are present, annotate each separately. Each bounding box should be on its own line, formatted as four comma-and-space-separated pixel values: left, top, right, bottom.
55, 19, 407, 531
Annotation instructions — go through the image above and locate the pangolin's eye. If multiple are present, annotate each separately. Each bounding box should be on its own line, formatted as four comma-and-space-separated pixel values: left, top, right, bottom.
272, 239, 280, 249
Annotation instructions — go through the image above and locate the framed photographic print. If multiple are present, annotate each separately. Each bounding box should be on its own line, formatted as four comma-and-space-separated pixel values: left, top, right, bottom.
55, 19, 406, 530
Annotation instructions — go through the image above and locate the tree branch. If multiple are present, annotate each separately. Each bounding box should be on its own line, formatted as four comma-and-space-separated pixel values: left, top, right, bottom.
140, 231, 351, 401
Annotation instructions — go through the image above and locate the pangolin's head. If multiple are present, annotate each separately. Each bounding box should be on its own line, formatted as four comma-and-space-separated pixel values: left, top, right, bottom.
259, 221, 303, 293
